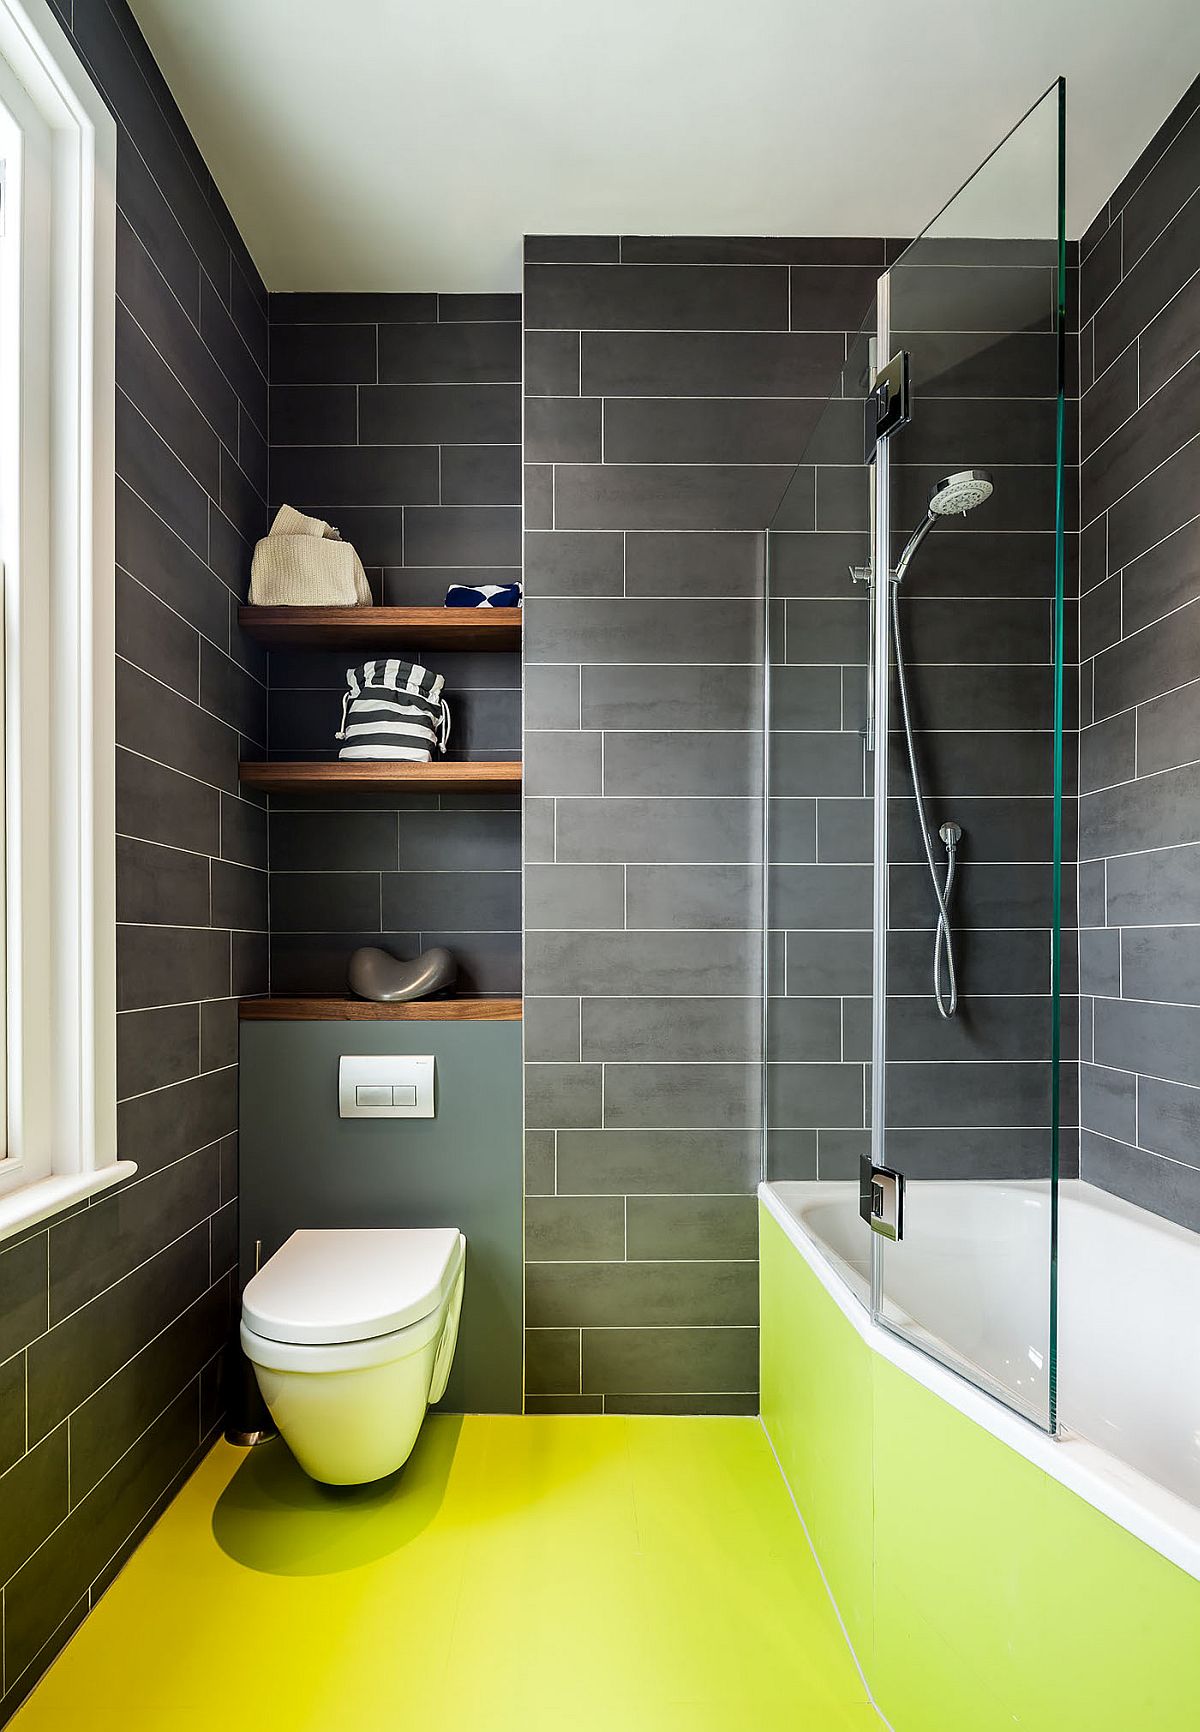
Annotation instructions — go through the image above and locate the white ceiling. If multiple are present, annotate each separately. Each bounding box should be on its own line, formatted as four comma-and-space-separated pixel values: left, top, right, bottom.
127, 0, 1200, 292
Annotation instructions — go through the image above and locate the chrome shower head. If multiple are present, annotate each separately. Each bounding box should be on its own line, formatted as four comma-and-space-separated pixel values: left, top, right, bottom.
893, 468, 996, 585
928, 468, 994, 517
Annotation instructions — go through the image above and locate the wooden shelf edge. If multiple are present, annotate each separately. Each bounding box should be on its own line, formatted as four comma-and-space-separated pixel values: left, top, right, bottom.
237, 605, 521, 651
238, 759, 521, 793
240, 996, 522, 1022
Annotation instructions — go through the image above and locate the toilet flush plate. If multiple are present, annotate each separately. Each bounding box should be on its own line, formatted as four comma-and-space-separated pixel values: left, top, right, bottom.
339, 1055, 435, 1118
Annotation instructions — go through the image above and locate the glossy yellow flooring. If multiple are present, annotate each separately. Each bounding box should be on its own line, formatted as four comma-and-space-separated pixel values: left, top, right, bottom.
11, 1416, 880, 1731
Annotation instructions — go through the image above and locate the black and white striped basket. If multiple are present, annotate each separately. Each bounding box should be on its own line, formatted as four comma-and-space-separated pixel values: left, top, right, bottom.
335, 659, 450, 762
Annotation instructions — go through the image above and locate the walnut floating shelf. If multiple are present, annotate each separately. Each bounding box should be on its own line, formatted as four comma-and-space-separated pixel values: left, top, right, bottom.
238, 760, 521, 795
237, 605, 520, 652
240, 996, 522, 1022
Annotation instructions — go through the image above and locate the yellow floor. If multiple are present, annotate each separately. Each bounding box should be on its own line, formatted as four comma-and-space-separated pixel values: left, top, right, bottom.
11, 1416, 880, 1731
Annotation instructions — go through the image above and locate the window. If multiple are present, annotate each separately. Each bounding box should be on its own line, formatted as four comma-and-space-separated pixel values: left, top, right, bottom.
0, 0, 128, 1238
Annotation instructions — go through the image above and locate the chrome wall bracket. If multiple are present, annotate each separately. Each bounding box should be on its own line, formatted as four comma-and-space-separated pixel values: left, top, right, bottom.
860, 1155, 905, 1241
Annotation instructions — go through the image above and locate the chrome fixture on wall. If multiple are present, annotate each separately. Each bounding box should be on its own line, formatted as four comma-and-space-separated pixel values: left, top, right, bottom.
892, 470, 994, 1018
855, 469, 995, 1016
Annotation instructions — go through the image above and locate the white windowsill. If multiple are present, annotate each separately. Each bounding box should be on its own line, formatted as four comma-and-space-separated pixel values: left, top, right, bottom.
0, 1162, 138, 1243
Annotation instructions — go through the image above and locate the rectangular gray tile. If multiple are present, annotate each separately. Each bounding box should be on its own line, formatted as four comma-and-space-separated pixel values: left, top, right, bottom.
555, 1129, 760, 1196
524, 1329, 582, 1395
602, 397, 824, 465
117, 926, 229, 1012
580, 664, 760, 731
625, 1196, 758, 1261
380, 870, 519, 932
524, 1130, 556, 1196
524, 264, 788, 332
625, 862, 762, 931
1105, 843, 1200, 925
884, 1062, 1052, 1127
525, 1199, 625, 1263
553, 464, 793, 532
524, 730, 603, 796
525, 397, 602, 463
582, 998, 760, 1063
523, 998, 582, 1062
623, 531, 764, 598
1080, 1063, 1137, 1144
525, 863, 626, 931
581, 330, 844, 398
524, 665, 582, 730
1137, 678, 1200, 777
1119, 926, 1200, 1006
0, 1428, 68, 1587
526, 1260, 757, 1327
602, 731, 759, 797
526, 930, 760, 997
524, 331, 580, 395
765, 1063, 865, 1127
524, 1063, 603, 1129
554, 797, 760, 863
523, 531, 623, 597
527, 597, 759, 665
769, 863, 872, 930
581, 1327, 758, 1395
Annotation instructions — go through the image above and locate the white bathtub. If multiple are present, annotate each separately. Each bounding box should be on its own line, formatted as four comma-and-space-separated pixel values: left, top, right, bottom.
761, 1176, 1200, 1584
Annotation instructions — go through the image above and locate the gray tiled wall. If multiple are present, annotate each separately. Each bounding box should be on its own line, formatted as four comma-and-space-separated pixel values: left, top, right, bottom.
1077, 75, 1200, 1229
264, 294, 522, 996
522, 236, 881, 1412
0, 0, 268, 1716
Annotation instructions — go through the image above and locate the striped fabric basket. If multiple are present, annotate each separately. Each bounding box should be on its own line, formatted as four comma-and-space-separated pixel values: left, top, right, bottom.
335, 659, 451, 762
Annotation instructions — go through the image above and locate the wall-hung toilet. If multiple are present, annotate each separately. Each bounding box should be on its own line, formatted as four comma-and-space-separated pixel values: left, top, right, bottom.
240, 1227, 465, 1485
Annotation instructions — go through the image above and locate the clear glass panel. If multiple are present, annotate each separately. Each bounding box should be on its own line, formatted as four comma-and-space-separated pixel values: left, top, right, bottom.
875, 82, 1067, 1429
762, 301, 878, 1309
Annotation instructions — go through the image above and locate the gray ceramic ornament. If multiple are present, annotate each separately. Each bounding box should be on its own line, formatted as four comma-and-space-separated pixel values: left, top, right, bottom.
347, 945, 457, 1002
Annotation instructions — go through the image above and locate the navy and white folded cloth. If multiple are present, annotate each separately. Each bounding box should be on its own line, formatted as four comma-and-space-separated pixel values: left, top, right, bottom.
444, 582, 522, 608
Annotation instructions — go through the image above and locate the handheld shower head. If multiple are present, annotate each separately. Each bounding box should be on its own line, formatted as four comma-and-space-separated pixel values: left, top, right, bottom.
928, 468, 994, 517
893, 468, 995, 585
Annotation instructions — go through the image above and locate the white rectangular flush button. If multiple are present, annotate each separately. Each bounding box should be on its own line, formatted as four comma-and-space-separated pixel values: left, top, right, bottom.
356, 1085, 392, 1108
339, 1055, 435, 1119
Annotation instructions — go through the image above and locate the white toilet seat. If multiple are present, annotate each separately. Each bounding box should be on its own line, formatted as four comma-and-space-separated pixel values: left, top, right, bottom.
242, 1226, 464, 1345
240, 1302, 444, 1375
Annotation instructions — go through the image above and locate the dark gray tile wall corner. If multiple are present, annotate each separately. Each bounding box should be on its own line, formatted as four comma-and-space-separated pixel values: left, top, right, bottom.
1, 0, 267, 1716
767, 235, 1077, 1196
264, 295, 523, 996
522, 236, 886, 1414
1077, 78, 1200, 1231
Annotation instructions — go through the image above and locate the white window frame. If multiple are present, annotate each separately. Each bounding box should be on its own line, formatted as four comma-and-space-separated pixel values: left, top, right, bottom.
0, 0, 130, 1240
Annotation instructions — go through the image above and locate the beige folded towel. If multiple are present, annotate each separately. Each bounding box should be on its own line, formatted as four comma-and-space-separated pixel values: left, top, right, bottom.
248, 504, 372, 606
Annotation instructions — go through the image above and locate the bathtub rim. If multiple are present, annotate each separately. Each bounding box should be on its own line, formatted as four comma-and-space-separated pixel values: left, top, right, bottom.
759, 1178, 1200, 1586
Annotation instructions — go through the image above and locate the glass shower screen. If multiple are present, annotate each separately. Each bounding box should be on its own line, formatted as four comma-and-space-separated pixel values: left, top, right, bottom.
871, 82, 1068, 1429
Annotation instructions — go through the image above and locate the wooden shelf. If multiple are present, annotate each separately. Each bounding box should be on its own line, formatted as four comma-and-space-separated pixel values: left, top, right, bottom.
238, 605, 520, 652
240, 996, 521, 1022
238, 759, 521, 795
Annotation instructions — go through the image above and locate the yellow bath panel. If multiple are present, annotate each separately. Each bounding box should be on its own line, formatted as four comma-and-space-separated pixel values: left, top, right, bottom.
760, 1202, 1200, 1732
7, 1415, 879, 1732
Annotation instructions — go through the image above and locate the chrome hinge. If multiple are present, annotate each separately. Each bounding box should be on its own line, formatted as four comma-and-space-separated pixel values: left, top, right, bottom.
859, 1156, 905, 1241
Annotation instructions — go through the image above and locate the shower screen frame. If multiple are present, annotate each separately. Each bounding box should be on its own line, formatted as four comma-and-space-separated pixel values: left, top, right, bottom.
865, 78, 1068, 1435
